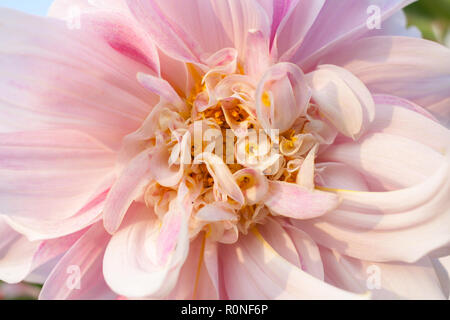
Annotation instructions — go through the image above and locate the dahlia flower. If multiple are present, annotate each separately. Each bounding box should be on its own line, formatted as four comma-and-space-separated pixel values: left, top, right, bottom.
0, 0, 449, 300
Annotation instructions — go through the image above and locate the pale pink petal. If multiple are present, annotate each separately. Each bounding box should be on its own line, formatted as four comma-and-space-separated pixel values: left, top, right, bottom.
196, 204, 237, 222
431, 254, 450, 299
264, 181, 340, 219
210, 0, 270, 58
203, 240, 225, 299
321, 36, 450, 125
137, 73, 184, 108
320, 248, 445, 299
282, 223, 324, 280
315, 162, 369, 191
270, 0, 326, 61
320, 133, 446, 189
1, 187, 110, 241
256, 62, 311, 133
0, 219, 41, 283
295, 153, 450, 263
245, 30, 271, 79
0, 130, 115, 226
233, 168, 269, 205
103, 201, 189, 298
0, 8, 157, 149
126, 0, 231, 63
39, 221, 116, 300
365, 10, 421, 38
307, 64, 375, 139
370, 95, 450, 153
296, 144, 318, 189
103, 150, 153, 234
195, 153, 245, 205
292, 0, 414, 71
168, 235, 218, 300
150, 132, 191, 188
257, 218, 302, 268
220, 229, 365, 299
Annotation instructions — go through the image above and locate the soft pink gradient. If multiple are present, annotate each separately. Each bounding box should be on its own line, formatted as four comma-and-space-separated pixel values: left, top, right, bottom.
0, 0, 449, 300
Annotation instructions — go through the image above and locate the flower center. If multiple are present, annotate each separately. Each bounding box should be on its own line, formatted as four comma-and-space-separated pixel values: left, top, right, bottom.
142, 63, 321, 243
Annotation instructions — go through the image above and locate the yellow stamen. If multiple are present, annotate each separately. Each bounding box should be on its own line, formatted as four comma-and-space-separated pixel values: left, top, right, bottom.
261, 91, 271, 107
237, 174, 254, 189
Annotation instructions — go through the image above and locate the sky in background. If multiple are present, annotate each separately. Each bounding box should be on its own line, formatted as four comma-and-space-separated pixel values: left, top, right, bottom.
0, 0, 54, 16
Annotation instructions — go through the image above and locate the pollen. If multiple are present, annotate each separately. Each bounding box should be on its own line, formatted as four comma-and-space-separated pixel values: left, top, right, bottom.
261, 91, 271, 107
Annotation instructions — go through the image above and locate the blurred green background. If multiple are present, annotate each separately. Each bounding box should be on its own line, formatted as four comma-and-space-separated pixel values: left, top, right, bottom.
405, 0, 450, 45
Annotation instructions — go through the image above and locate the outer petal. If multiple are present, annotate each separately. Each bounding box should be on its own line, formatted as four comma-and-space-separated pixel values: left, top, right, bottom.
220, 228, 365, 299
126, 0, 231, 63
264, 181, 340, 219
1, 188, 110, 241
103, 198, 190, 298
432, 254, 450, 299
49, 0, 159, 70
296, 151, 450, 263
259, 218, 324, 280
103, 150, 153, 234
320, 248, 445, 300
210, 0, 270, 59
0, 218, 85, 284
269, 0, 326, 61
0, 8, 157, 149
321, 36, 450, 125
292, 0, 414, 71
320, 133, 446, 190
365, 10, 421, 38
370, 95, 450, 153
0, 130, 115, 235
39, 221, 116, 300
168, 235, 218, 300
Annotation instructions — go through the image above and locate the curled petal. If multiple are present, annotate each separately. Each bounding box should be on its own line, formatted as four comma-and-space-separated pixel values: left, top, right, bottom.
194, 153, 245, 205
320, 133, 445, 189
103, 200, 189, 298
256, 62, 311, 134
150, 131, 191, 187
296, 144, 319, 189
103, 150, 153, 234
233, 168, 269, 205
264, 181, 340, 219
137, 73, 185, 111
297, 152, 450, 263
321, 36, 450, 125
370, 95, 450, 153
307, 64, 375, 139
196, 204, 238, 222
